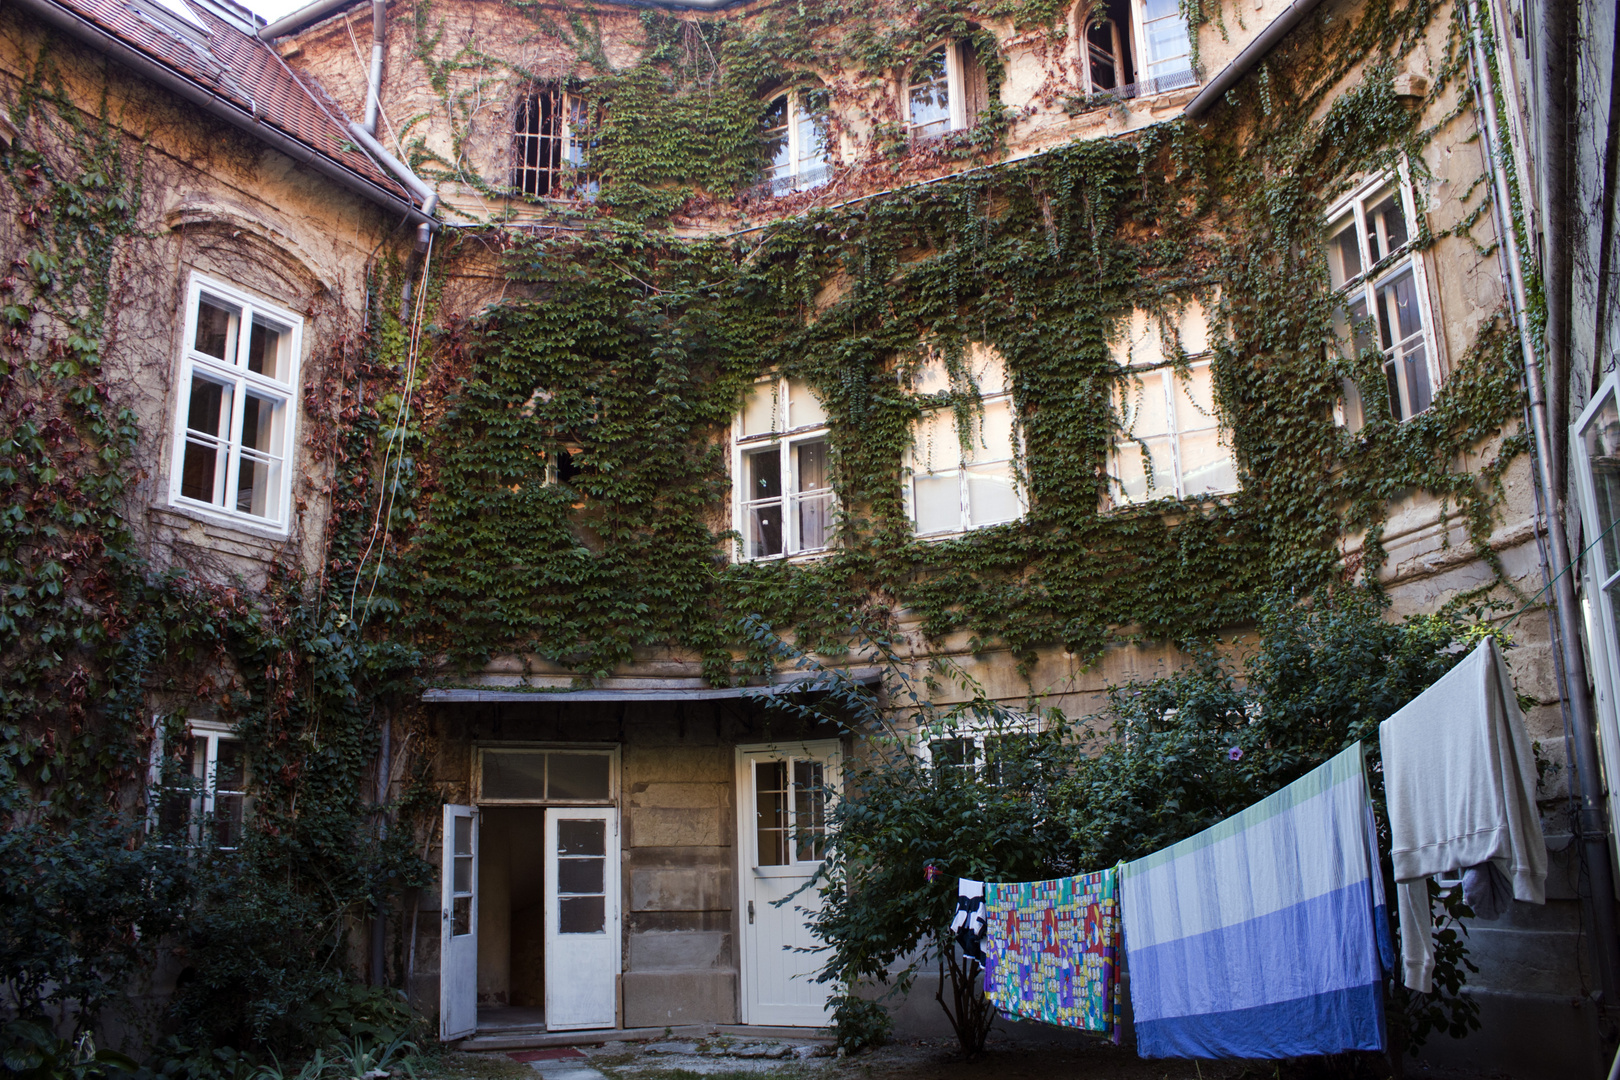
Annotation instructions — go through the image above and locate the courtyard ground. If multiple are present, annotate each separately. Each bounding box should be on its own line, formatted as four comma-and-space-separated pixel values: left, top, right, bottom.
418, 1038, 1511, 1080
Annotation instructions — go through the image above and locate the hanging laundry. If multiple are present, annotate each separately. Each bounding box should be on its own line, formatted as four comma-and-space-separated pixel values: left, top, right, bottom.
1379, 636, 1546, 992
952, 878, 987, 962
980, 868, 1121, 1035
1120, 743, 1392, 1059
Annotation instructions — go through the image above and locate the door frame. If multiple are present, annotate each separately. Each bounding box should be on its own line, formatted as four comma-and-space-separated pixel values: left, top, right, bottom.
734, 739, 842, 1026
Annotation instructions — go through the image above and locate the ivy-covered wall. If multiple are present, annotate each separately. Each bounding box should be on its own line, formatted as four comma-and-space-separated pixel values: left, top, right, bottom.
357, 0, 1536, 706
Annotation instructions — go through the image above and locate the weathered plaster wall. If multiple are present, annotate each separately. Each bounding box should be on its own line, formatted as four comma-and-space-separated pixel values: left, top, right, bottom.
0, 6, 414, 590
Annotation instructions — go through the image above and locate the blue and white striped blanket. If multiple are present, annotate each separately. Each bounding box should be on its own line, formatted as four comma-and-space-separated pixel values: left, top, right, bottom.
1120, 743, 1393, 1059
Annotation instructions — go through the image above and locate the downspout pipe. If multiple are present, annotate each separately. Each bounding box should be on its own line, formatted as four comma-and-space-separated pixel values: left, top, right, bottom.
9, 0, 435, 228
363, 0, 385, 134
1467, 0, 1620, 1005
1184, 0, 1329, 119
347, 122, 438, 244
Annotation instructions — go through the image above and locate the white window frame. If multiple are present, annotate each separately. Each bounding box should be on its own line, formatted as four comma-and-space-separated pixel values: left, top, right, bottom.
731, 376, 834, 562
1108, 304, 1237, 505
763, 87, 833, 194
907, 41, 971, 138
1571, 373, 1620, 868
1325, 169, 1440, 429
903, 346, 1027, 537
1130, 0, 1195, 94
149, 717, 247, 850
917, 711, 1041, 777
167, 274, 302, 535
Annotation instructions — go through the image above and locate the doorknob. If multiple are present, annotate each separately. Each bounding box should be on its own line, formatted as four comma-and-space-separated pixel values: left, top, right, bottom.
748, 900, 755, 924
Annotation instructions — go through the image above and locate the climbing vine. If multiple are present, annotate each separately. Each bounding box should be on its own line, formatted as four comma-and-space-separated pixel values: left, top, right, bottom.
395, 0, 1523, 685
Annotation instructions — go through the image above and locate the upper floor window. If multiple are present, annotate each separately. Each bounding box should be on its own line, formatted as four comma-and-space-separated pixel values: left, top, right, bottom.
733, 377, 832, 561
153, 720, 247, 849
513, 87, 598, 198
1327, 173, 1436, 429
907, 40, 988, 140
763, 88, 832, 194
169, 275, 301, 532
905, 344, 1025, 536
1109, 303, 1237, 504
1132, 0, 1194, 93
1076, 1, 1196, 98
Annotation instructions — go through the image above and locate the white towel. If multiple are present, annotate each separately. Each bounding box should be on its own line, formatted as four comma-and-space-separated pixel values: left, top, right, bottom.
1379, 636, 1547, 992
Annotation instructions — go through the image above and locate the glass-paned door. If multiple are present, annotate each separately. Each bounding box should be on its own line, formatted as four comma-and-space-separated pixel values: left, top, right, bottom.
440, 805, 478, 1041
736, 741, 839, 1025
1572, 375, 1620, 869
544, 808, 620, 1030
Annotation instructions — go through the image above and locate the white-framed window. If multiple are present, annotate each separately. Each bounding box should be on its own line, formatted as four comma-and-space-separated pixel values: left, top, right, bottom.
152, 718, 247, 849
904, 343, 1025, 536
1326, 171, 1438, 428
763, 88, 833, 194
906, 40, 986, 139
169, 275, 301, 532
1109, 302, 1238, 504
1573, 375, 1620, 866
733, 377, 833, 561
752, 755, 832, 865
1131, 0, 1195, 94
920, 710, 1040, 785
513, 87, 599, 198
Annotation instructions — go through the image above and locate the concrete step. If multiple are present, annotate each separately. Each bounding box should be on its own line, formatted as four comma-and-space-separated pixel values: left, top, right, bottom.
455, 1024, 833, 1053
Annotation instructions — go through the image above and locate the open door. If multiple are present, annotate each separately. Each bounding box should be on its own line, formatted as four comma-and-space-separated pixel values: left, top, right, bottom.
440, 804, 478, 1041
544, 807, 620, 1030
737, 741, 839, 1026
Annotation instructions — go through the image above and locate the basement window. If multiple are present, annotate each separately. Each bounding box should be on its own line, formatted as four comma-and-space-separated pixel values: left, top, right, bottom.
905, 343, 1025, 536
169, 274, 301, 533
733, 377, 833, 561
1109, 303, 1237, 504
763, 88, 832, 194
512, 88, 599, 199
1327, 172, 1437, 429
906, 40, 989, 141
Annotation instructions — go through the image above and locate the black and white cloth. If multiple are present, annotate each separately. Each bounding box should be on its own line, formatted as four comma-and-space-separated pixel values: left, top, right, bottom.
952, 878, 987, 962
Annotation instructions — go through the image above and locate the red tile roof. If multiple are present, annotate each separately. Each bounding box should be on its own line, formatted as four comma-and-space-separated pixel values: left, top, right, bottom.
43, 0, 413, 206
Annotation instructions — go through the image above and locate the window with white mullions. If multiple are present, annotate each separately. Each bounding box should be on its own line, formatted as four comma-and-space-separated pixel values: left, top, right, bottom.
1132, 0, 1194, 92
905, 343, 1025, 536
1571, 376, 1620, 861
732, 377, 833, 561
1108, 303, 1238, 505
754, 758, 829, 866
170, 276, 300, 532
1326, 174, 1437, 428
153, 721, 247, 849
763, 88, 832, 194
906, 40, 987, 140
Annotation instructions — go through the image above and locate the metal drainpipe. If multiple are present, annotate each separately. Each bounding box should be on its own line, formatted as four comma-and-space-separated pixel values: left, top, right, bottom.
1468, 0, 1620, 1005
363, 0, 385, 135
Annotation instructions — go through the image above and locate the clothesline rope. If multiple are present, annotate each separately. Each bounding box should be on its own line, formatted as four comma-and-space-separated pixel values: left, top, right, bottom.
1498, 510, 1620, 631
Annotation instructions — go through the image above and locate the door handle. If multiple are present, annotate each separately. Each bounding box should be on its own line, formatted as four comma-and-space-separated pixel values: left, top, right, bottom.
748, 900, 755, 924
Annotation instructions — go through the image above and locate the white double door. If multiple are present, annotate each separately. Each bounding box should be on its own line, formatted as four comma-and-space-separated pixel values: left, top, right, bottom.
736, 741, 840, 1027
439, 805, 620, 1040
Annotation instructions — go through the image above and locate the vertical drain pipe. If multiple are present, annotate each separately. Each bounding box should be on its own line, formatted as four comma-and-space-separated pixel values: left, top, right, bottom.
1468, 0, 1620, 1004
363, 0, 385, 135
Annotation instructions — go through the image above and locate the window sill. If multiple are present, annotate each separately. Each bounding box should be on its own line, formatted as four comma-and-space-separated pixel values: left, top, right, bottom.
910, 519, 1025, 543
734, 546, 837, 566
151, 502, 293, 553
1102, 488, 1239, 515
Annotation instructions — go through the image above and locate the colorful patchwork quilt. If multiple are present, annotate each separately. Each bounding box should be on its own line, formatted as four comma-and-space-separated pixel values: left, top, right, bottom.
981, 868, 1120, 1035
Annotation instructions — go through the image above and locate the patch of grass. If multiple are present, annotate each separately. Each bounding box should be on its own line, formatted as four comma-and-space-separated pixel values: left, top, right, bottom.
413, 1051, 537, 1080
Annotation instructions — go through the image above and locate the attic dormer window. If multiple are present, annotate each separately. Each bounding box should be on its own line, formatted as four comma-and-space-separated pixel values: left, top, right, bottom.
128, 0, 211, 45
513, 87, 598, 199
